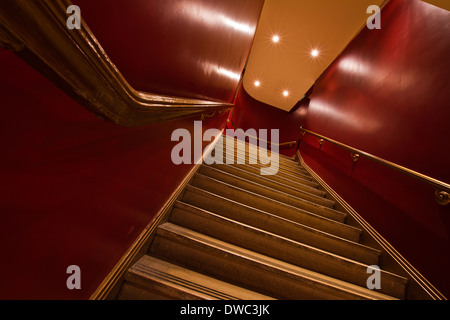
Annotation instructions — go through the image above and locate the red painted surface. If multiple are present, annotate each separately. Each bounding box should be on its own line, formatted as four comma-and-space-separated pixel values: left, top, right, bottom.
300, 0, 450, 297
227, 85, 310, 157
0, 49, 228, 299
73, 0, 264, 103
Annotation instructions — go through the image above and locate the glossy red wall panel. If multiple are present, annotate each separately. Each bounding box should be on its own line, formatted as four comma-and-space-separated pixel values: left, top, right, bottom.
73, 0, 264, 103
228, 85, 309, 157
0, 49, 228, 299
300, 0, 450, 297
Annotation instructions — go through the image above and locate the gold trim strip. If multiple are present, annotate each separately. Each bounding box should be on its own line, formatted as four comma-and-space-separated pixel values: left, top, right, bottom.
297, 150, 447, 300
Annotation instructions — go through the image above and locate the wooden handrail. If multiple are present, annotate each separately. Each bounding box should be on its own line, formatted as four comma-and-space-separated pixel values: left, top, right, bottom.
299, 125, 450, 206
0, 0, 233, 127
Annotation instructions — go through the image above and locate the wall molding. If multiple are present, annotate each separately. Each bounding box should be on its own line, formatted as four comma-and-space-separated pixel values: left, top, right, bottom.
90, 131, 225, 300
0, 0, 232, 127
297, 150, 447, 300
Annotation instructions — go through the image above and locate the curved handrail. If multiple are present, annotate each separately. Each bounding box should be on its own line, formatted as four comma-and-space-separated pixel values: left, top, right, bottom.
0, 0, 233, 127
299, 125, 450, 206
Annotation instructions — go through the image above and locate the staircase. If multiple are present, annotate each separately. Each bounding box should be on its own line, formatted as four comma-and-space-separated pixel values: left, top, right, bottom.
117, 134, 408, 300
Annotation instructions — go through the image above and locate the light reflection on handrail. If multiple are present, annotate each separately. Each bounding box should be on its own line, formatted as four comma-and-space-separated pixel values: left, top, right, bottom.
300, 125, 450, 206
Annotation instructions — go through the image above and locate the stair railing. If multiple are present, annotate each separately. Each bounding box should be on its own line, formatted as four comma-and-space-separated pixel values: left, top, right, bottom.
299, 125, 450, 206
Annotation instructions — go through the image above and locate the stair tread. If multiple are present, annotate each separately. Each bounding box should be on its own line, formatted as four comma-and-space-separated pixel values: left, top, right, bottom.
123, 255, 275, 300
199, 164, 336, 210
209, 162, 325, 197
119, 132, 410, 300
171, 201, 407, 298
220, 136, 300, 165
222, 162, 319, 188
155, 223, 402, 300
191, 174, 360, 236
183, 186, 381, 265
218, 149, 312, 178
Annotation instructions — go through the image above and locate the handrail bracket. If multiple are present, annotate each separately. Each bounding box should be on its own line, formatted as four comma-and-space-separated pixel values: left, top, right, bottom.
436, 191, 450, 206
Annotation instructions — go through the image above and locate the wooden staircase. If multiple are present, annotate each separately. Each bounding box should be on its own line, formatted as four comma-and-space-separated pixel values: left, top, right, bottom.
117, 134, 408, 300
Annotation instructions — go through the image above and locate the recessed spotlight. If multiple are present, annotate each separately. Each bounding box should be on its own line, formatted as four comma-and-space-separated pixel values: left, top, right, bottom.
283, 90, 289, 97
311, 49, 319, 57
254, 80, 261, 87
272, 35, 280, 43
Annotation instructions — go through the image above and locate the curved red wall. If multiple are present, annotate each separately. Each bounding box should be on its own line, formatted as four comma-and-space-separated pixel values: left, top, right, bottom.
300, 0, 450, 297
0, 0, 264, 299
0, 49, 229, 299
73, 0, 264, 103
228, 85, 309, 157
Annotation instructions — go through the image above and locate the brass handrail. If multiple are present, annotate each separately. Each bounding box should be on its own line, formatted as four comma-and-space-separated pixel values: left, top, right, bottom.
299, 125, 450, 206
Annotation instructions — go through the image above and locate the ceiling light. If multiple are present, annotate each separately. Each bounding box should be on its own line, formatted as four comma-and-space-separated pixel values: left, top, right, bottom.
283, 90, 289, 97
254, 80, 261, 87
311, 49, 319, 57
272, 35, 280, 43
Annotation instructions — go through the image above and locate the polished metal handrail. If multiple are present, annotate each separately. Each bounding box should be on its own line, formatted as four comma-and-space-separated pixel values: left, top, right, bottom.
299, 125, 450, 206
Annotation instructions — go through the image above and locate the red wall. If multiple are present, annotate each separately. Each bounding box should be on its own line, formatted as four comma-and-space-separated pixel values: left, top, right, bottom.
0, 0, 264, 299
228, 85, 310, 157
73, 0, 264, 103
0, 49, 228, 299
299, 0, 450, 297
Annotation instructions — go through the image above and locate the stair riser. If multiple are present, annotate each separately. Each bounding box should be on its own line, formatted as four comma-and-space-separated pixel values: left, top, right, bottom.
194, 171, 343, 223
189, 175, 361, 242
217, 148, 311, 177
170, 205, 405, 299
214, 161, 319, 189
182, 189, 380, 265
198, 165, 336, 210
123, 255, 275, 300
208, 162, 325, 197
217, 152, 304, 176
219, 138, 299, 165
218, 147, 309, 175
120, 280, 207, 300
151, 227, 385, 300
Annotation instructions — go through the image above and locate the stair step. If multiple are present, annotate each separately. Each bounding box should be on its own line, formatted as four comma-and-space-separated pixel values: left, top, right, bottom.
220, 134, 297, 160
118, 133, 410, 300
221, 155, 313, 181
217, 148, 311, 178
183, 186, 381, 265
151, 223, 401, 300
120, 255, 275, 300
170, 202, 407, 298
216, 142, 304, 170
192, 172, 346, 223
220, 136, 302, 167
199, 164, 335, 209
208, 162, 325, 197
188, 176, 362, 242
222, 162, 318, 188
222, 162, 320, 190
